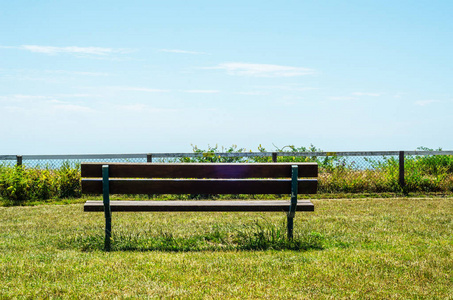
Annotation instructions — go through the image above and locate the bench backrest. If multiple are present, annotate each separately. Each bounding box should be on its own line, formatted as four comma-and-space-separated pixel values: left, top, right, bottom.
81, 163, 318, 195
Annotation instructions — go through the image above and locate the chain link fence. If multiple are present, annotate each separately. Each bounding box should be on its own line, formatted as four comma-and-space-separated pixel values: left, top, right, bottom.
0, 154, 148, 169
1, 151, 453, 194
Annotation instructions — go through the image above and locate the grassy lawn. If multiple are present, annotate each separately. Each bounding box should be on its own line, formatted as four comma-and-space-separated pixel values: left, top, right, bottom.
0, 197, 452, 298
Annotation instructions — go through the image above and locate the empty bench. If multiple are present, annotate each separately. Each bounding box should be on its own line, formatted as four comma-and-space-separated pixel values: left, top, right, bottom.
82, 162, 318, 250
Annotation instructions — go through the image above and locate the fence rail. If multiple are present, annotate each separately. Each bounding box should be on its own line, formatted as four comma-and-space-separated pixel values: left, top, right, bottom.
2, 150, 453, 162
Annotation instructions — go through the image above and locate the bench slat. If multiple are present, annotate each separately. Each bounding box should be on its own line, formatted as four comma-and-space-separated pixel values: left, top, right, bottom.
82, 179, 318, 195
84, 200, 314, 212
81, 163, 318, 179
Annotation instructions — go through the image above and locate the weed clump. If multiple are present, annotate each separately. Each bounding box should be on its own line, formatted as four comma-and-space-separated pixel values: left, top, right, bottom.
61, 220, 325, 252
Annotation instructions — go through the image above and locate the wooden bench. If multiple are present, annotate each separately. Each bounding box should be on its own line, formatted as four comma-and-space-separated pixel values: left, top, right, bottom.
82, 162, 318, 250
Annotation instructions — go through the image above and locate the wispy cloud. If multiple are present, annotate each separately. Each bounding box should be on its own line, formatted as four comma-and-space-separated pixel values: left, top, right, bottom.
328, 96, 357, 101
352, 92, 381, 97
55, 94, 99, 98
159, 49, 208, 55
115, 104, 178, 113
329, 92, 381, 101
205, 62, 316, 77
415, 100, 439, 106
393, 92, 406, 98
0, 94, 51, 102
0, 94, 99, 102
1, 45, 130, 57
183, 90, 220, 94
256, 84, 318, 92
0, 68, 111, 83
112, 86, 170, 93
0, 95, 93, 114
275, 95, 305, 106
235, 91, 269, 96
44, 70, 110, 76
51, 103, 94, 113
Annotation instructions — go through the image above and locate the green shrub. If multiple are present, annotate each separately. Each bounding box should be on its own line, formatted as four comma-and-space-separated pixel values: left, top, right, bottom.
180, 144, 249, 163
0, 162, 80, 204
0, 166, 57, 204
57, 162, 81, 198
0, 166, 30, 203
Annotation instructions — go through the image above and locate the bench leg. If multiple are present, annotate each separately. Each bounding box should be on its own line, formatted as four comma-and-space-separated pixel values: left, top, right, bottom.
287, 165, 298, 240
287, 215, 294, 239
104, 211, 111, 251
102, 165, 112, 251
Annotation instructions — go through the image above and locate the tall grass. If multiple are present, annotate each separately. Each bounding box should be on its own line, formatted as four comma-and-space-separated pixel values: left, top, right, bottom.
61, 220, 325, 252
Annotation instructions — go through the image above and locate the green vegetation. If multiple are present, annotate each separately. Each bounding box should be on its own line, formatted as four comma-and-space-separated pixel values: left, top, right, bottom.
1, 145, 452, 204
0, 197, 451, 298
62, 220, 324, 252
0, 162, 81, 205
183, 144, 453, 194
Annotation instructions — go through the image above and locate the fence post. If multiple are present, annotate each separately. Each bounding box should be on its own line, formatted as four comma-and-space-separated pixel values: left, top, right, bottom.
147, 153, 152, 163
16, 155, 23, 167
399, 151, 405, 188
272, 152, 278, 162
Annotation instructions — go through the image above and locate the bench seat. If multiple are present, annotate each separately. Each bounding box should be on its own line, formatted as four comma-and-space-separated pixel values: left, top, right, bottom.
84, 200, 315, 212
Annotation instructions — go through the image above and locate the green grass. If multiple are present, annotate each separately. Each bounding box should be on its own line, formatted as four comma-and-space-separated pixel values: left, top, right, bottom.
1, 197, 452, 298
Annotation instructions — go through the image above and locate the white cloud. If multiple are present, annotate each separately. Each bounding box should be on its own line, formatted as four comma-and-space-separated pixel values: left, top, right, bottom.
112, 86, 170, 92
274, 95, 305, 106
22, 45, 120, 55
256, 85, 318, 92
205, 62, 316, 77
115, 104, 178, 113
44, 70, 110, 76
48, 99, 65, 104
0, 68, 111, 83
183, 90, 220, 94
0, 95, 93, 114
329, 96, 357, 101
55, 94, 101, 98
0, 94, 49, 101
329, 92, 381, 101
0, 94, 101, 104
0, 94, 56, 104
159, 49, 208, 55
236, 91, 269, 96
352, 92, 381, 97
393, 92, 406, 98
52, 103, 94, 113
415, 100, 439, 106
1, 45, 130, 56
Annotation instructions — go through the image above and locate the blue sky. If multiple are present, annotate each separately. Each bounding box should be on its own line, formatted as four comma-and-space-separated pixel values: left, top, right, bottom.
1, 1, 452, 154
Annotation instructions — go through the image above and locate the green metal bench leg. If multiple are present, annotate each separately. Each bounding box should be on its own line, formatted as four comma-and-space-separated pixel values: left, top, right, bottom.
287, 215, 294, 239
102, 165, 112, 251
287, 165, 298, 239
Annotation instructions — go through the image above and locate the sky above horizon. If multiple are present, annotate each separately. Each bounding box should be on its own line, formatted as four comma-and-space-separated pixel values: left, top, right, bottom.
1, 1, 452, 154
